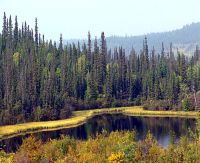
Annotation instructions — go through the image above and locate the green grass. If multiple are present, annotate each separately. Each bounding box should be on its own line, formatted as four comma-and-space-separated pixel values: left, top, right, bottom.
0, 106, 198, 140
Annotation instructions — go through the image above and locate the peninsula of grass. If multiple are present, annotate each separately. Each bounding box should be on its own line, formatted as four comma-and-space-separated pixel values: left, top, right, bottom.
0, 106, 198, 140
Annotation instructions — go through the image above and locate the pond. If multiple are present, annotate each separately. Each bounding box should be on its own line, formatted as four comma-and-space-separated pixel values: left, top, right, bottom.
0, 114, 197, 152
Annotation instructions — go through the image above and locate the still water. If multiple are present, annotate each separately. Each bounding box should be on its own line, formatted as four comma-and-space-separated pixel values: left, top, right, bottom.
0, 114, 197, 152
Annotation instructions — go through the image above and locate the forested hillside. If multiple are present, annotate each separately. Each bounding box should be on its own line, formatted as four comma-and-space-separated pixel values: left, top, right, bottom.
67, 22, 200, 54
0, 12, 200, 125
106, 23, 200, 53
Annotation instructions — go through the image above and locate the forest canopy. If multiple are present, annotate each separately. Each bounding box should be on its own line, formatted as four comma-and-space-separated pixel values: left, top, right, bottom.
0, 12, 200, 125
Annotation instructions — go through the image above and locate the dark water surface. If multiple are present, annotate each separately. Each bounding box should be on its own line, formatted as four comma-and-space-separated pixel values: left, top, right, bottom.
0, 114, 197, 152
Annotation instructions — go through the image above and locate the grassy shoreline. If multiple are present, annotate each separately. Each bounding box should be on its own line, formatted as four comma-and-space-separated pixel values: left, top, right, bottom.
0, 106, 198, 140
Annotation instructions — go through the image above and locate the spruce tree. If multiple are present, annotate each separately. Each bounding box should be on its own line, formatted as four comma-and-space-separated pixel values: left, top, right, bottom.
13, 16, 18, 49
87, 31, 92, 65
143, 36, 149, 70
35, 18, 38, 54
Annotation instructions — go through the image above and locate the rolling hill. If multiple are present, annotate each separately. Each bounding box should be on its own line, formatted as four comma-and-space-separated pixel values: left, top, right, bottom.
65, 22, 200, 55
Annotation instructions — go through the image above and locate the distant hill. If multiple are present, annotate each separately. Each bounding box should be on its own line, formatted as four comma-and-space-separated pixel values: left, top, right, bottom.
65, 22, 200, 55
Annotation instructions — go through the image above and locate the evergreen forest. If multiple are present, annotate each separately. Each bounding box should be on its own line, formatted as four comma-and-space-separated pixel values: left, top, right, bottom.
0, 12, 200, 125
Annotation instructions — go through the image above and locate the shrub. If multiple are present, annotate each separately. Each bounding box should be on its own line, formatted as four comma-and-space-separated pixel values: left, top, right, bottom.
39, 135, 76, 162
8, 130, 200, 162
14, 153, 31, 163
108, 152, 125, 162
135, 132, 164, 162
0, 150, 14, 163
111, 131, 136, 162
33, 106, 43, 121
182, 98, 191, 111
0, 109, 13, 125
52, 135, 76, 156
15, 135, 43, 162
41, 106, 57, 121
143, 100, 172, 111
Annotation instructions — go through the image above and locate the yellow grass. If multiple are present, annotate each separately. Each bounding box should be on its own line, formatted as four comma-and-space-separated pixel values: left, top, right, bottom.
123, 107, 198, 117
0, 106, 198, 140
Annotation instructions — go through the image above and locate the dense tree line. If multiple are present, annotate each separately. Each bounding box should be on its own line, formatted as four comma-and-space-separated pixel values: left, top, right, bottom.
0, 13, 200, 124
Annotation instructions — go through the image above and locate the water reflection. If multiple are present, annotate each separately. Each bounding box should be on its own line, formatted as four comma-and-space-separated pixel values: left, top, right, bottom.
0, 114, 196, 152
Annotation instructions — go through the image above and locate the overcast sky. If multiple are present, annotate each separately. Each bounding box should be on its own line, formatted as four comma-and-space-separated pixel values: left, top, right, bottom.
1, 0, 200, 40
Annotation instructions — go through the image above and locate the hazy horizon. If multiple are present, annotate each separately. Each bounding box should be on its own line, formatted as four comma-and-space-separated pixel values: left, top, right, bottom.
1, 0, 200, 40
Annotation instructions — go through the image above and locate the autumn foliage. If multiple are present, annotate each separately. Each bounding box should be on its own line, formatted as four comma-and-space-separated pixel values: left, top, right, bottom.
0, 130, 199, 163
